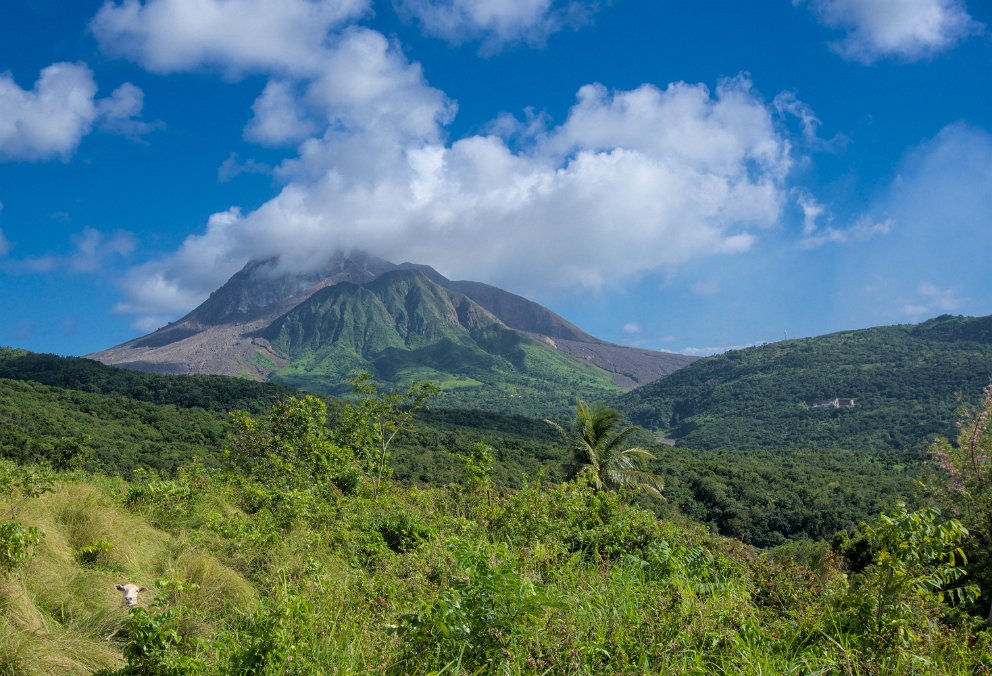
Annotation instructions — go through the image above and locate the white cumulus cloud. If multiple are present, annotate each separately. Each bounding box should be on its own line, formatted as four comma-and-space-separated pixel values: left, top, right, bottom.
902, 282, 965, 318
91, 0, 371, 76
803, 0, 984, 63
0, 63, 150, 161
96, 82, 158, 138
244, 80, 318, 146
394, 0, 597, 53
0, 63, 98, 161
115, 67, 796, 329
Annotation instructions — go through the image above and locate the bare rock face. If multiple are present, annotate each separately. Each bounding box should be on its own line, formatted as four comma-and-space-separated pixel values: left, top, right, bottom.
90, 252, 696, 389
545, 338, 698, 389
184, 252, 398, 327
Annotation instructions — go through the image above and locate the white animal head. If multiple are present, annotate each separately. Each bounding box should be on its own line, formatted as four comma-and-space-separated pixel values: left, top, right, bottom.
115, 583, 146, 607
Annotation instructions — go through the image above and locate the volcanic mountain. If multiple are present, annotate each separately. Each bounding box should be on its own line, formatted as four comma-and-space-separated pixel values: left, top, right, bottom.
90, 253, 695, 414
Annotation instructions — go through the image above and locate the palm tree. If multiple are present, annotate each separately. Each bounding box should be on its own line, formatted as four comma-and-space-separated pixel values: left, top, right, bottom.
546, 399, 664, 499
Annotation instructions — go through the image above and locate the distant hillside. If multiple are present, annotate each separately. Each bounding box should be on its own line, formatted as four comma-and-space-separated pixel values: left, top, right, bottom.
618, 314, 992, 452
0, 347, 294, 413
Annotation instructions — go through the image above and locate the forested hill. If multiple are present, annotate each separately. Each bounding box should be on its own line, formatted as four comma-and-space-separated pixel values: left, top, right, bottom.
0, 347, 295, 413
618, 314, 992, 452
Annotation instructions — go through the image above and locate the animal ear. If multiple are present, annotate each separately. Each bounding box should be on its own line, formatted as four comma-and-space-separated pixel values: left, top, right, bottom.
116, 584, 125, 591
138, 587, 147, 592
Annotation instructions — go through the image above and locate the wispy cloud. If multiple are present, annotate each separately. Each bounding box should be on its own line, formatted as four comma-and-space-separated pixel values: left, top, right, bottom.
837, 122, 992, 323
689, 280, 720, 296
802, 0, 984, 63
795, 191, 893, 249
773, 91, 847, 151
0, 203, 8, 256
622, 322, 642, 334
679, 343, 762, 357
218, 153, 272, 182
393, 0, 599, 54
4, 227, 136, 274
902, 282, 965, 319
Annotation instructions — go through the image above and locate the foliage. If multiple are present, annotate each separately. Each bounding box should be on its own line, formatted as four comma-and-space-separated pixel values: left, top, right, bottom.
0, 377, 230, 475
228, 395, 360, 495
336, 372, 439, 498
547, 399, 664, 499
3, 343, 992, 671
113, 579, 206, 675
0, 459, 54, 573
76, 538, 115, 566
656, 446, 919, 547
836, 503, 979, 644
620, 314, 992, 452
929, 381, 992, 625
0, 519, 44, 572
391, 539, 555, 672
0, 347, 293, 413
0, 465, 990, 673
0, 350, 926, 548
0, 459, 54, 519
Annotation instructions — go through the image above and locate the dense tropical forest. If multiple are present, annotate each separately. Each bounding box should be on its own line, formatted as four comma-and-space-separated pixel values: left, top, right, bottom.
0, 349, 918, 546
1, 347, 991, 672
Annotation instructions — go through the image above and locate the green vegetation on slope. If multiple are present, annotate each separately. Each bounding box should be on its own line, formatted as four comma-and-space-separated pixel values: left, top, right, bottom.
0, 378, 229, 475
0, 360, 992, 675
0, 403, 988, 673
263, 269, 620, 417
654, 446, 917, 548
0, 347, 294, 413
619, 314, 992, 452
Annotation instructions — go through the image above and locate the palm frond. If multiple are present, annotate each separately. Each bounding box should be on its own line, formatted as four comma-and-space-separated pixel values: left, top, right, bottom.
555, 399, 666, 500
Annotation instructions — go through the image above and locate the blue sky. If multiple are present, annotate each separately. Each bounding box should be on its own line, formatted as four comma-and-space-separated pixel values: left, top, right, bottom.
1, 0, 990, 357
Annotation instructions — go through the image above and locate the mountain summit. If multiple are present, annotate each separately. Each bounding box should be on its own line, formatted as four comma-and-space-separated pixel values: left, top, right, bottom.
90, 254, 695, 414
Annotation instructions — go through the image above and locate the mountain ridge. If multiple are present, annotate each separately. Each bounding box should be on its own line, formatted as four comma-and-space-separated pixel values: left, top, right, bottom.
617, 313, 992, 452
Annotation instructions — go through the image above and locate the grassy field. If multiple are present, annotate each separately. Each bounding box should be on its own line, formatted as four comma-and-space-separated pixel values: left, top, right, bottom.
1, 462, 989, 674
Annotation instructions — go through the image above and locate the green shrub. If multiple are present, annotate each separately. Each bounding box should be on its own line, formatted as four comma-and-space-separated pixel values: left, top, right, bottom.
391, 539, 554, 671
0, 520, 43, 572
76, 539, 114, 566
835, 503, 979, 645
111, 579, 206, 675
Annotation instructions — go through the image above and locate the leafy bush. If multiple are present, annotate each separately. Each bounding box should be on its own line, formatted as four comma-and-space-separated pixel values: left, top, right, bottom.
0, 519, 43, 572
836, 503, 979, 645
391, 539, 554, 671
76, 538, 115, 566
492, 476, 660, 559
228, 396, 361, 495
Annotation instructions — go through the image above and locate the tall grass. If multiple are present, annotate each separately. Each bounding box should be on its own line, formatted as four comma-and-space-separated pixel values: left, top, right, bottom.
0, 469, 990, 673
